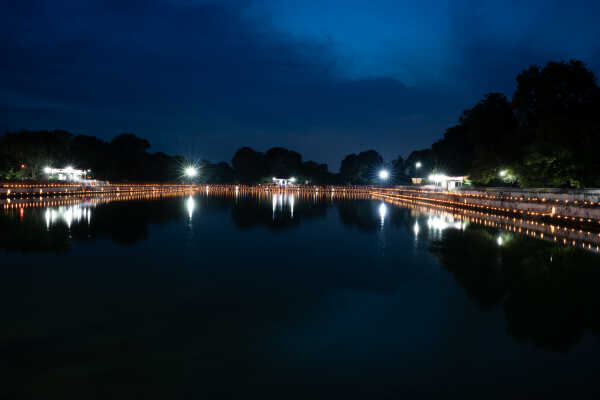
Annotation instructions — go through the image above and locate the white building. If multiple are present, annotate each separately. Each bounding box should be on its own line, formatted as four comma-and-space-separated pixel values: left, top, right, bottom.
428, 174, 465, 191
272, 177, 297, 186
44, 167, 89, 182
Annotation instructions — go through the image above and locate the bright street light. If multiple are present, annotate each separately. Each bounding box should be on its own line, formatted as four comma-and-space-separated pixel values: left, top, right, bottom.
184, 167, 198, 177
499, 170, 507, 177
416, 162, 422, 169
378, 169, 390, 180
44, 167, 52, 174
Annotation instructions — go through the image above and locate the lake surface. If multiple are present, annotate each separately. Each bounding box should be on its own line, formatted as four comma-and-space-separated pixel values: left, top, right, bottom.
2, 191, 600, 399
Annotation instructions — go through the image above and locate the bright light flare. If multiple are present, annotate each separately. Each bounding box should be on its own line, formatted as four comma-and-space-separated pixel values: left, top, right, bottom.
184, 167, 198, 177
499, 170, 507, 177
378, 169, 390, 180
416, 162, 422, 168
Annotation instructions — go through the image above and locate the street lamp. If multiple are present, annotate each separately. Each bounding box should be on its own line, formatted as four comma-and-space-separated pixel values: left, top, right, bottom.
184, 167, 197, 178
416, 162, 422, 169
378, 169, 390, 180
499, 170, 507, 177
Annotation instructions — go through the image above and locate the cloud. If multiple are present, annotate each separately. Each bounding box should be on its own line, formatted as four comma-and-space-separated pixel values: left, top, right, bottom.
2, 0, 597, 168
1, 0, 458, 167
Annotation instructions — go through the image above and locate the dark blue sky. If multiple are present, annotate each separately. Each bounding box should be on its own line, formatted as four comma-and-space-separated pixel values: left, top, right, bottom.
1, 0, 599, 169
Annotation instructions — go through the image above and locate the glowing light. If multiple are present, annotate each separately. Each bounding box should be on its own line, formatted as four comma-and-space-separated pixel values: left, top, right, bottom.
44, 167, 52, 174
290, 177, 296, 183
186, 196, 195, 219
378, 169, 390, 180
378, 202, 387, 225
497, 236, 504, 246
499, 170, 507, 177
428, 174, 448, 183
43, 204, 91, 228
428, 216, 461, 232
416, 162, 422, 169
414, 222, 420, 235
184, 167, 197, 177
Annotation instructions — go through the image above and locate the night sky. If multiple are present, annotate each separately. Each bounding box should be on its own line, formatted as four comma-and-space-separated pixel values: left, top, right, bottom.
2, 0, 599, 169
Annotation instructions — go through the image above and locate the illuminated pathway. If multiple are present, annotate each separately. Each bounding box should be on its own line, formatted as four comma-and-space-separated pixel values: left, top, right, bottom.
4, 182, 600, 253
0, 183, 192, 197
371, 192, 600, 254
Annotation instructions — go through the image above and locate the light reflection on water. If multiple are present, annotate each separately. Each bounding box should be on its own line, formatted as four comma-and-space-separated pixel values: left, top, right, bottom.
1, 190, 600, 398
270, 193, 296, 220
44, 204, 92, 229
186, 196, 196, 221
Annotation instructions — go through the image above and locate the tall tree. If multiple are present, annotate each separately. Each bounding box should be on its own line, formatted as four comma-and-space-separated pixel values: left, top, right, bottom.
340, 150, 383, 185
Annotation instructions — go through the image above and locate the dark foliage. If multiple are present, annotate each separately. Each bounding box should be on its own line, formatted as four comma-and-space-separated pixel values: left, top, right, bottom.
231, 146, 337, 184
0, 130, 183, 182
406, 60, 600, 188
339, 150, 384, 185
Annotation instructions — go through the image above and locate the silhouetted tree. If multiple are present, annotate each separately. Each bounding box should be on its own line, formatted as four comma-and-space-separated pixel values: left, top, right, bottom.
0, 130, 181, 182
231, 147, 267, 183
407, 59, 600, 188
340, 150, 383, 185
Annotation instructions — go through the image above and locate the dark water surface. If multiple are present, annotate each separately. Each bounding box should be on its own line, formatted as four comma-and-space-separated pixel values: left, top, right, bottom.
2, 192, 600, 399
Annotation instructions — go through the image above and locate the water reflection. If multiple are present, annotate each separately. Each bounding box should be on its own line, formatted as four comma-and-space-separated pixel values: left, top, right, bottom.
378, 202, 387, 227
186, 196, 196, 221
2, 189, 600, 398
2, 189, 600, 356
0, 192, 191, 252
430, 226, 600, 352
44, 204, 92, 229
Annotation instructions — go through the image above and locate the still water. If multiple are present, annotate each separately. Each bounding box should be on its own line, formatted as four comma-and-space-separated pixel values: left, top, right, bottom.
1, 191, 600, 399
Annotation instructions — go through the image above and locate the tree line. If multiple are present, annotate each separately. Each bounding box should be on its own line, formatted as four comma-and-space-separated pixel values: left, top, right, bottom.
0, 130, 393, 184
406, 60, 600, 188
2, 59, 598, 187
0, 131, 183, 182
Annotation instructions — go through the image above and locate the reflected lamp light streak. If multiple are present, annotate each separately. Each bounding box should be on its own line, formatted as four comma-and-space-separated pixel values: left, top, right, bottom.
186, 196, 196, 220
378, 202, 387, 226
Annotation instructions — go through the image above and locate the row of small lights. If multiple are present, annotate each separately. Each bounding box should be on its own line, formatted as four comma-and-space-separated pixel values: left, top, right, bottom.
1, 184, 192, 198
373, 192, 600, 241
196, 184, 600, 226
377, 186, 600, 207
203, 187, 372, 201
196, 183, 600, 208
371, 193, 600, 253
381, 195, 600, 241
372, 188, 600, 226
202, 184, 374, 193
2, 190, 191, 211
202, 184, 600, 252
